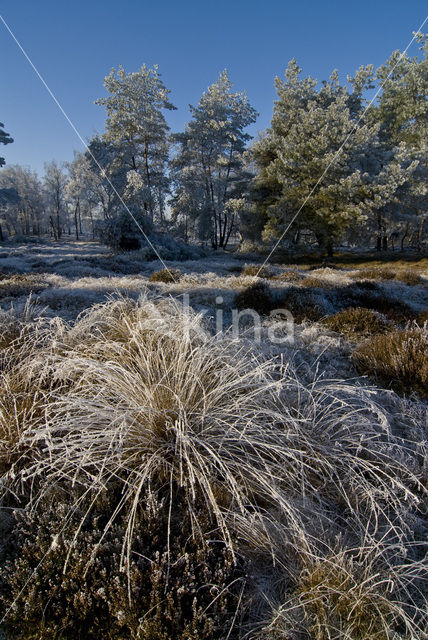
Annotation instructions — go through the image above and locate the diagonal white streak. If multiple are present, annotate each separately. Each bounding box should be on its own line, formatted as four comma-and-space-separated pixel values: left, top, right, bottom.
257, 16, 428, 274
0, 14, 177, 280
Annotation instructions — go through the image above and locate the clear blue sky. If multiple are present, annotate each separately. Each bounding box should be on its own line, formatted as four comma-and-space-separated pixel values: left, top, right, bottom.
1, 0, 426, 175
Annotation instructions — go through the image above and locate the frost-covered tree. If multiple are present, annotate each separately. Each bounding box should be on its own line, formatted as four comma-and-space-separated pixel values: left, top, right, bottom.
170, 71, 258, 249
0, 121, 15, 240
0, 122, 13, 168
370, 33, 428, 250
374, 33, 427, 149
44, 161, 68, 240
251, 61, 417, 255
95, 64, 176, 224
66, 151, 99, 240
80, 136, 155, 248
0, 165, 44, 237
83, 137, 128, 221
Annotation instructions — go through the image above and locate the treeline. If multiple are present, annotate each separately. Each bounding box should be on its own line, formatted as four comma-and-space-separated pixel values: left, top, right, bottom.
0, 33, 426, 254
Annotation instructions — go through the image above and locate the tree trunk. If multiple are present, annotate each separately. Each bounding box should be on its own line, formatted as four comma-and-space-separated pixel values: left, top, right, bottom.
376, 211, 382, 251
224, 213, 236, 249
316, 231, 334, 257
417, 218, 425, 252
78, 202, 82, 235
89, 209, 95, 239
143, 143, 153, 222
50, 216, 58, 241
56, 211, 61, 239
401, 222, 409, 251
74, 201, 79, 240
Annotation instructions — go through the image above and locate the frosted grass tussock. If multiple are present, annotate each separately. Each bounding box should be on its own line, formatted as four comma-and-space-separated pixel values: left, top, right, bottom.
19, 296, 426, 568
0, 369, 49, 498
28, 296, 305, 554
257, 540, 428, 640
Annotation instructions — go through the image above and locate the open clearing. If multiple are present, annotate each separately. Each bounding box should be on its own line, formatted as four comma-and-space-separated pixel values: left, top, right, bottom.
0, 240, 427, 639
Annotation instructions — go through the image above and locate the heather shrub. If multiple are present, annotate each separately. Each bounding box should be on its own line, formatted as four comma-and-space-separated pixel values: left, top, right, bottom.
0, 273, 49, 299
337, 285, 416, 322
395, 270, 424, 286
307, 261, 342, 270
352, 324, 428, 396
272, 269, 305, 283
241, 264, 273, 278
234, 281, 274, 315
300, 276, 332, 289
278, 287, 328, 322
353, 267, 395, 281
323, 307, 391, 339
345, 280, 381, 292
228, 264, 243, 273
363, 296, 415, 323
0, 488, 245, 640
354, 268, 424, 287
148, 267, 181, 283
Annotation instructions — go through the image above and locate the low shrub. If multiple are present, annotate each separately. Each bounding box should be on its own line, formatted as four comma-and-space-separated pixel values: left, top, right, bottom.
346, 280, 381, 292
395, 270, 424, 286
353, 267, 423, 286
352, 324, 428, 396
278, 287, 328, 322
0, 274, 49, 299
149, 268, 181, 283
300, 276, 332, 289
306, 262, 343, 271
353, 267, 395, 281
241, 264, 273, 278
356, 294, 415, 323
323, 307, 391, 339
234, 281, 274, 315
0, 488, 245, 640
336, 284, 416, 322
272, 269, 305, 283
238, 239, 264, 254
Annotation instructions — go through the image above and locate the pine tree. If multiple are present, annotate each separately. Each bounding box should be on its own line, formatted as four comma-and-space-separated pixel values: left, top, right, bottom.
370, 33, 428, 250
251, 61, 417, 255
95, 64, 176, 224
170, 71, 257, 249
0, 122, 13, 167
